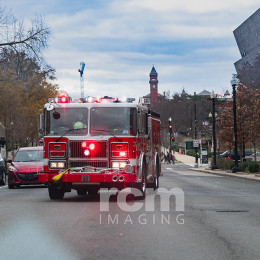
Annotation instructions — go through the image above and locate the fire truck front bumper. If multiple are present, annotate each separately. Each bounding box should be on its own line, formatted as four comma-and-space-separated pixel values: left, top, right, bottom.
38, 172, 137, 183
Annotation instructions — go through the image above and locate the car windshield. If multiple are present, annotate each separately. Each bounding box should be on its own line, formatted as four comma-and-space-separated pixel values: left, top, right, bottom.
45, 108, 88, 135
13, 150, 43, 162
90, 107, 137, 136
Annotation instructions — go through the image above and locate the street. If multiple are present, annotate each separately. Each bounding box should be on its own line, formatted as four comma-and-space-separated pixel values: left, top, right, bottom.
0, 163, 260, 260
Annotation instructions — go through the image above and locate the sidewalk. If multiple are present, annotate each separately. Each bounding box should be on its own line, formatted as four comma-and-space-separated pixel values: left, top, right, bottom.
174, 152, 260, 182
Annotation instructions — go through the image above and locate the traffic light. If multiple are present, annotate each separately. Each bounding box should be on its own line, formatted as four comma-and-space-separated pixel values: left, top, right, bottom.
171, 136, 175, 142
168, 124, 172, 134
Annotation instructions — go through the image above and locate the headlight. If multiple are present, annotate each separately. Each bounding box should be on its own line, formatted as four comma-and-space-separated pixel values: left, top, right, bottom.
9, 165, 18, 172
49, 161, 66, 169
112, 162, 127, 168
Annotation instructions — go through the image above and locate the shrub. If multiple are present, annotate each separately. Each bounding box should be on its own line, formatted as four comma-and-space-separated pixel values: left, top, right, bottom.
216, 158, 234, 170
248, 162, 260, 173
238, 161, 249, 172
186, 150, 198, 157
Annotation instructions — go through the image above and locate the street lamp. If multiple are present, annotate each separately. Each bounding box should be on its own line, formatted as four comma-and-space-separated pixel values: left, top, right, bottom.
168, 117, 172, 154
194, 98, 198, 168
230, 74, 239, 173
210, 91, 218, 170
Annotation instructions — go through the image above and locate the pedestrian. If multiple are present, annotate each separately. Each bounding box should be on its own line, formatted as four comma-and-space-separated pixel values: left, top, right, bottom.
167, 152, 170, 164
170, 153, 173, 164
161, 152, 165, 163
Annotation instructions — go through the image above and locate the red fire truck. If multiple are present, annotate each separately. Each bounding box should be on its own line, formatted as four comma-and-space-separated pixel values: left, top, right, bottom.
38, 96, 161, 200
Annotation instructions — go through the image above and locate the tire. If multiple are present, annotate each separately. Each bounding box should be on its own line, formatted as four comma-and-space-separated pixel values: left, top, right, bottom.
0, 171, 4, 185
8, 183, 15, 189
136, 162, 147, 199
77, 189, 87, 196
88, 188, 99, 196
48, 183, 65, 200
153, 162, 159, 190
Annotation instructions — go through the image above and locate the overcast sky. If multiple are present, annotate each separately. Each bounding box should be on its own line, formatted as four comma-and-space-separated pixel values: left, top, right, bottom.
2, 0, 259, 100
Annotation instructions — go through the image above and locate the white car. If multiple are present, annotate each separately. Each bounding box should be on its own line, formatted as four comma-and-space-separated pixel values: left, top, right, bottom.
245, 152, 260, 162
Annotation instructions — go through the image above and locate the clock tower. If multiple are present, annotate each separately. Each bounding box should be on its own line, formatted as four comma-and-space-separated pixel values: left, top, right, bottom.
149, 66, 158, 107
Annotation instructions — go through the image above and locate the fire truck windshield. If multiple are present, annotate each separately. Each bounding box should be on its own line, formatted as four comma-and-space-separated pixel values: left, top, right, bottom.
90, 107, 137, 136
45, 108, 88, 135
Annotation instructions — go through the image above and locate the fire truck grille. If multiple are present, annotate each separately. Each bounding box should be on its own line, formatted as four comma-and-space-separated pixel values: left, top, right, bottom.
69, 161, 108, 168
69, 141, 107, 158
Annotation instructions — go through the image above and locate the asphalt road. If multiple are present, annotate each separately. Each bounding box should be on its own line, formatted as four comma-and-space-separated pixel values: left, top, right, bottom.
0, 164, 260, 260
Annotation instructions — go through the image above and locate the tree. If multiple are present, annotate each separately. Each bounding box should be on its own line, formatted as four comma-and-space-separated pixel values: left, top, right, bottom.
0, 5, 50, 60
0, 50, 57, 149
217, 85, 260, 159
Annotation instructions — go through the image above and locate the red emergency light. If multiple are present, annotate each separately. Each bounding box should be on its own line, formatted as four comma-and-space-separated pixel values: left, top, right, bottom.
56, 95, 72, 103
89, 143, 95, 150
81, 142, 95, 151
81, 141, 87, 148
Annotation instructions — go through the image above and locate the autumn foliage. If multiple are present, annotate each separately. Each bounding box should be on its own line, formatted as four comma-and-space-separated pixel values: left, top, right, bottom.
0, 50, 57, 149
217, 85, 260, 159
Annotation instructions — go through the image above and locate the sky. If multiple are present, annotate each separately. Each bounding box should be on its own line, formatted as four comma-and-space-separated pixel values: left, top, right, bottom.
2, 0, 260, 101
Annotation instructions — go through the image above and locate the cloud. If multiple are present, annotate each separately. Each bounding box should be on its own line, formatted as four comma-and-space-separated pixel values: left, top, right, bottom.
2, 0, 259, 100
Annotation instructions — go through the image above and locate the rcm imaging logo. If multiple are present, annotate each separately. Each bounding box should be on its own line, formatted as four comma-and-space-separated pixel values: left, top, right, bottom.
99, 188, 185, 225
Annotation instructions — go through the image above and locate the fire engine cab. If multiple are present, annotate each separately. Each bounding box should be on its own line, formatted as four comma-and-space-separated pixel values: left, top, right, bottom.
38, 96, 161, 200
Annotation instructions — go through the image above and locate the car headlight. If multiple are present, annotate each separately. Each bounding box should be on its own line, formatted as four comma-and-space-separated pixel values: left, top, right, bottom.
9, 165, 18, 172
112, 162, 127, 168
49, 161, 66, 169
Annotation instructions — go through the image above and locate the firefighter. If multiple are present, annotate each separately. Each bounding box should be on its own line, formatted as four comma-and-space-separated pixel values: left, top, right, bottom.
73, 121, 86, 129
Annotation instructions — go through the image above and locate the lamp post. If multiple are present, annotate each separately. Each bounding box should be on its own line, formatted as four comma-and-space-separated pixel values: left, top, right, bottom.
210, 91, 218, 170
194, 100, 198, 168
231, 74, 239, 173
168, 117, 172, 154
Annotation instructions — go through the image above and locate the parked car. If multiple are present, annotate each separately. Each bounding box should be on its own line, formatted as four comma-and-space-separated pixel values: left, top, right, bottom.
8, 147, 43, 189
244, 152, 260, 162
0, 154, 6, 185
220, 150, 253, 160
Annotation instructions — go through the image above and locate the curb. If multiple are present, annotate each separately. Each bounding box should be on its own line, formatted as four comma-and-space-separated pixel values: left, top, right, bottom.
189, 168, 260, 182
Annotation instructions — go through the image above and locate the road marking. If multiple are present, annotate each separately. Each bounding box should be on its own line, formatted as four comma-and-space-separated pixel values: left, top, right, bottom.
0, 185, 7, 189
167, 168, 222, 177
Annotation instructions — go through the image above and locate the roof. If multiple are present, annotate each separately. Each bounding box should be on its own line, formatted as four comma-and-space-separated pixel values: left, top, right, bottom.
224, 90, 230, 96
198, 90, 211, 96
150, 66, 157, 75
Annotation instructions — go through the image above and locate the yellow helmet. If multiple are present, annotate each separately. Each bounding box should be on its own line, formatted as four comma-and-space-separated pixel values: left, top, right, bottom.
73, 121, 84, 129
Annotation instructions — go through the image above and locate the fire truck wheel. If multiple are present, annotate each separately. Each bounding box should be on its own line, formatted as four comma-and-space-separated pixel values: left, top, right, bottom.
153, 161, 159, 190
8, 183, 15, 189
77, 189, 87, 196
48, 183, 65, 200
88, 188, 99, 196
136, 163, 147, 199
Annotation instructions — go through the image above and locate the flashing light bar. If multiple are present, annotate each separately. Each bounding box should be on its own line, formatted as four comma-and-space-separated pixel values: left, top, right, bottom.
48, 96, 72, 103
48, 96, 135, 104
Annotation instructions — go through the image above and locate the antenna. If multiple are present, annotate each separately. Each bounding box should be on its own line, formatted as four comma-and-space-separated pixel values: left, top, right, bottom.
78, 62, 85, 98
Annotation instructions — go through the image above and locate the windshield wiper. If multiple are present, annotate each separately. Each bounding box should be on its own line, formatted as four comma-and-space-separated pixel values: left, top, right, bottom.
55, 128, 88, 142
91, 129, 122, 142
